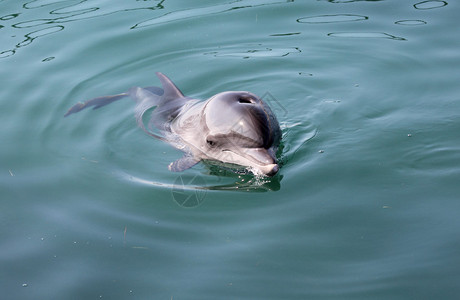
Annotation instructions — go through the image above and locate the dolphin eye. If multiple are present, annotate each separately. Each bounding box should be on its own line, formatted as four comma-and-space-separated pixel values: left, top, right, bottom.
206, 138, 216, 147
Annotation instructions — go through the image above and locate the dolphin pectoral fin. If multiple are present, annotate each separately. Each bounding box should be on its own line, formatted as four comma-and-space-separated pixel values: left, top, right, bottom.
64, 93, 128, 117
168, 155, 200, 172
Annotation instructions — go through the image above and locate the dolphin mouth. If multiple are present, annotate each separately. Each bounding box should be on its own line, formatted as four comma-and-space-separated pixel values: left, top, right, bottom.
221, 148, 279, 176
252, 163, 279, 176
265, 164, 279, 176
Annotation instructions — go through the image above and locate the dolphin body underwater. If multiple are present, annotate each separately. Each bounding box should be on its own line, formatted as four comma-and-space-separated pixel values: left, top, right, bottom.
65, 73, 281, 176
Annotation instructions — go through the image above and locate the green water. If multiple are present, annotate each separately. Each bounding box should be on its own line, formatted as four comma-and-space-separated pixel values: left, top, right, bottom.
1, 0, 460, 299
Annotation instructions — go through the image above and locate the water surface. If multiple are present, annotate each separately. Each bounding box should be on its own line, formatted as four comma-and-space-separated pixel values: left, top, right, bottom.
1, 0, 460, 299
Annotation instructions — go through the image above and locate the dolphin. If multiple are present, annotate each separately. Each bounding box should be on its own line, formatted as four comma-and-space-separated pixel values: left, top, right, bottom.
65, 72, 281, 176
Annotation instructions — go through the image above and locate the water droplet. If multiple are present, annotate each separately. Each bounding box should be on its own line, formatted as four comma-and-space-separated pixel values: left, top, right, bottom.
22, 283, 28, 287
319, 150, 325, 153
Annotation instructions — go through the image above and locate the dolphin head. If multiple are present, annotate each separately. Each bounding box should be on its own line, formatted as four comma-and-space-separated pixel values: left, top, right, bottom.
202, 91, 281, 176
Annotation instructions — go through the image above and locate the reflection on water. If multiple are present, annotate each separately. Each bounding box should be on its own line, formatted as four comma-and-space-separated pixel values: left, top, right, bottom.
4, 0, 443, 59
1, 0, 291, 58
296, 13, 405, 40
41, 56, 55, 62
327, 32, 406, 41
204, 44, 301, 59
297, 14, 368, 24
17, 25, 64, 47
269, 32, 300, 37
297, 2, 450, 40
322, 0, 383, 3
0, 24, 64, 58
1, 13, 20, 21
395, 20, 427, 26
118, 168, 282, 208
0, 0, 166, 58
414, 0, 448, 10
3, 0, 460, 298
131, 0, 288, 29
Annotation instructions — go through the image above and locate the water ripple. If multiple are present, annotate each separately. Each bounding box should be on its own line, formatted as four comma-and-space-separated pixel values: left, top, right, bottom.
0, 0, 166, 58
322, 0, 384, 3
24, 0, 79, 9
270, 32, 301, 37
0, 13, 20, 21
395, 20, 427, 26
328, 32, 406, 41
120, 171, 281, 197
24, 24, 64, 39
414, 0, 448, 10
0, 25, 64, 57
0, 50, 15, 58
132, 0, 287, 29
297, 14, 368, 24
1, 0, 289, 59
204, 44, 301, 59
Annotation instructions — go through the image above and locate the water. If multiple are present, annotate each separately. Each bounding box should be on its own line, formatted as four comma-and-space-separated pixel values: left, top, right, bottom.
1, 0, 460, 299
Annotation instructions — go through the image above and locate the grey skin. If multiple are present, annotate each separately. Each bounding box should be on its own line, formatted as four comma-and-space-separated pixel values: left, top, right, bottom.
65, 72, 281, 176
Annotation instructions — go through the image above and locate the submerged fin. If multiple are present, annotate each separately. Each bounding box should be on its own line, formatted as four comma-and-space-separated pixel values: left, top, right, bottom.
64, 93, 128, 117
156, 72, 185, 102
144, 86, 164, 96
64, 86, 162, 118
168, 155, 200, 172
128, 87, 168, 142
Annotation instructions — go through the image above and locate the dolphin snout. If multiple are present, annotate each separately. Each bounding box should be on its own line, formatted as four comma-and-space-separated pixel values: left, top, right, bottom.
264, 164, 279, 176
239, 148, 279, 176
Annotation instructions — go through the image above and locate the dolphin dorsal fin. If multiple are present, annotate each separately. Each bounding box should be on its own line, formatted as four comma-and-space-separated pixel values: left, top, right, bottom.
156, 72, 185, 101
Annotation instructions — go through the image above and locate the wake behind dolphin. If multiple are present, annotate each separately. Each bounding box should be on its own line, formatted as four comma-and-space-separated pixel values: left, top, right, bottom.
65, 73, 281, 176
